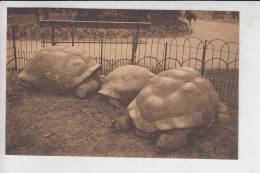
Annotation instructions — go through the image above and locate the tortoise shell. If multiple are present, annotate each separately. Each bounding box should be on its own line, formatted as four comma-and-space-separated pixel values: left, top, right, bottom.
128, 67, 220, 133
18, 46, 101, 93
99, 65, 154, 104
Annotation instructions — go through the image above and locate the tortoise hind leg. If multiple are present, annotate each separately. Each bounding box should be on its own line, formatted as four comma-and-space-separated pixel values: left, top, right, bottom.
154, 130, 188, 152
217, 102, 231, 124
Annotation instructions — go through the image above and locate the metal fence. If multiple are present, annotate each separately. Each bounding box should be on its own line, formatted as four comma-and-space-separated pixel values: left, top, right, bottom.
7, 25, 239, 109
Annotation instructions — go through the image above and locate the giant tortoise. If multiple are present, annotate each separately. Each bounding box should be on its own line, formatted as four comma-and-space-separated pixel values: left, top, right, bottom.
112, 67, 230, 152
98, 65, 155, 106
18, 46, 101, 98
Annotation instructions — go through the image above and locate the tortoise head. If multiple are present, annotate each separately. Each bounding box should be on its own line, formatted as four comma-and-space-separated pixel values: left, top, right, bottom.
17, 71, 36, 89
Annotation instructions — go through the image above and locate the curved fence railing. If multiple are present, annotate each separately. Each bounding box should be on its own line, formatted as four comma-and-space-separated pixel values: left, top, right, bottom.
6, 27, 239, 110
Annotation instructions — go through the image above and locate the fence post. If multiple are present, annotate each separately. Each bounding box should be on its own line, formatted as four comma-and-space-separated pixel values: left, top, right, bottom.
201, 40, 207, 75
42, 31, 45, 47
163, 42, 168, 71
11, 25, 17, 70
131, 29, 139, 65
100, 36, 103, 73
71, 27, 74, 46
51, 26, 55, 46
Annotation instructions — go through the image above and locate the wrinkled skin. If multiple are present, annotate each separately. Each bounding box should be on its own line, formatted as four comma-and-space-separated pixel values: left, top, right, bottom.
112, 102, 230, 152
112, 115, 189, 152
18, 46, 101, 98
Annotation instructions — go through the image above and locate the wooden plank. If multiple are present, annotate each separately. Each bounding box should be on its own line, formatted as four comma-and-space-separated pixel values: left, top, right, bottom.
39, 20, 152, 29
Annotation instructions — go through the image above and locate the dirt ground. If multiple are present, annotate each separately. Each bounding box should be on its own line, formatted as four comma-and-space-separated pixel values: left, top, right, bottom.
6, 71, 238, 159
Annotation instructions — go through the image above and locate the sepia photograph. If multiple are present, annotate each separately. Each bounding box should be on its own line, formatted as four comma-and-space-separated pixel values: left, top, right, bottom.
5, 7, 239, 160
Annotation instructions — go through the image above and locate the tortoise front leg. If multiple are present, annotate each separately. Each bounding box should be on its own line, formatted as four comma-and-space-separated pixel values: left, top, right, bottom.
154, 130, 188, 152
111, 115, 133, 131
73, 78, 100, 99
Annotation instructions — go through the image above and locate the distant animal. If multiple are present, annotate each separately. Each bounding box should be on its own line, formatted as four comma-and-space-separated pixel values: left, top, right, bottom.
185, 11, 197, 25
231, 11, 239, 20
112, 67, 231, 152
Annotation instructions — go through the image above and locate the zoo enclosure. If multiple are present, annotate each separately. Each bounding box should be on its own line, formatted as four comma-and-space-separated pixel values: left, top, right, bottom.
6, 20, 239, 109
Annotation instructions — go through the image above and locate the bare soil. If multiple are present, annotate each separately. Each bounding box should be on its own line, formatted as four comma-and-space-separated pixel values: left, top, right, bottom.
6, 71, 238, 159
